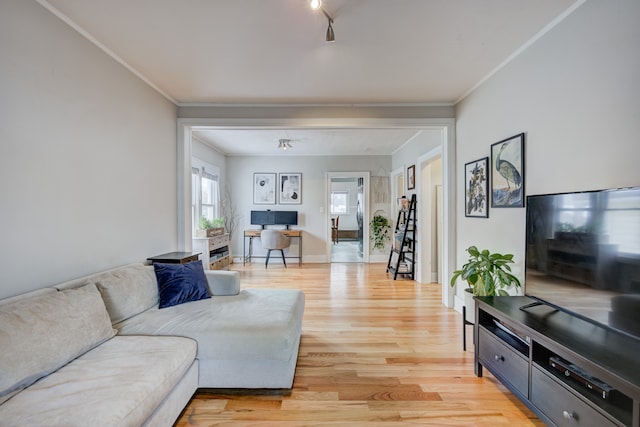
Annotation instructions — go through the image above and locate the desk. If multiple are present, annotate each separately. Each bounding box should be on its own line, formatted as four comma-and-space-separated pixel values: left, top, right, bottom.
243, 229, 302, 265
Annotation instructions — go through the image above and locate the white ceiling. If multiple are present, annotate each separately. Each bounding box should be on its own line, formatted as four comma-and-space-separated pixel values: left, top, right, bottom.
192, 127, 425, 156
39, 0, 580, 155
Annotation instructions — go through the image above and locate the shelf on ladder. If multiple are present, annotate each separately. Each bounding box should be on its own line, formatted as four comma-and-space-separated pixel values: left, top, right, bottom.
386, 194, 417, 280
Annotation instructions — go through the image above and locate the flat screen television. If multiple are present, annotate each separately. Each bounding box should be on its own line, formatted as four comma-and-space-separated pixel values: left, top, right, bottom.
525, 187, 640, 341
250, 210, 298, 228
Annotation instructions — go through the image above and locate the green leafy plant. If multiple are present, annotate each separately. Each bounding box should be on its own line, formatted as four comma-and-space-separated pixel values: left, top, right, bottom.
370, 214, 391, 250
450, 246, 521, 296
212, 217, 225, 227
198, 217, 216, 230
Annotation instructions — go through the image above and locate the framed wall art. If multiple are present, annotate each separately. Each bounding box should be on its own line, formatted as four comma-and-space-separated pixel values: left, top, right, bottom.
407, 165, 415, 190
491, 133, 525, 208
464, 157, 489, 218
253, 173, 276, 205
279, 173, 302, 204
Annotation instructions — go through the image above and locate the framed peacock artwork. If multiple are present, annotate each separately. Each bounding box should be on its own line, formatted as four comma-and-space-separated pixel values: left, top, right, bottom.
491, 133, 525, 208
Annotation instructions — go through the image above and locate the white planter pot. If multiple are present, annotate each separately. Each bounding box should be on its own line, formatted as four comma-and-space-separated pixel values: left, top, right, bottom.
464, 288, 475, 324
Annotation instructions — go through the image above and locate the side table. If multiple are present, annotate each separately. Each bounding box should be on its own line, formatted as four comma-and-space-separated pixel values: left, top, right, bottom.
147, 251, 201, 264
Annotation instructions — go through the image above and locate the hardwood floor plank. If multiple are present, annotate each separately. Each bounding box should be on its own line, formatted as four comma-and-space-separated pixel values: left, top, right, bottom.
281, 400, 370, 411
175, 263, 541, 426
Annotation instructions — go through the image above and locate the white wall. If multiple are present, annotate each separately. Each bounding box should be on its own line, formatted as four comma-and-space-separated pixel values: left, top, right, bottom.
0, 1, 178, 298
453, 0, 640, 305
391, 129, 443, 198
226, 155, 390, 262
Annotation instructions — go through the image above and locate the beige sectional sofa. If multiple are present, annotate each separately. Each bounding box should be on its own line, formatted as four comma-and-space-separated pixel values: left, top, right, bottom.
0, 263, 305, 427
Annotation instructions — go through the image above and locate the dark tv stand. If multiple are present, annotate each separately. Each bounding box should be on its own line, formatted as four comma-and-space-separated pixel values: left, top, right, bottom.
519, 300, 544, 311
475, 296, 640, 427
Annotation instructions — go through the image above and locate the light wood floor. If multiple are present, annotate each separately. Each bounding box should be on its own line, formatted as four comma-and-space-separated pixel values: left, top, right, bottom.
176, 263, 543, 426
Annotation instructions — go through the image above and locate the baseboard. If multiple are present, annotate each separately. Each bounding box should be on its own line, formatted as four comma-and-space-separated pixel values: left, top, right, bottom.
369, 254, 388, 263
453, 295, 464, 313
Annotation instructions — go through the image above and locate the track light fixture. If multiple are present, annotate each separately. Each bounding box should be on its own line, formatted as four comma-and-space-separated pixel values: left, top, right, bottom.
325, 17, 335, 42
309, 0, 335, 42
278, 139, 293, 150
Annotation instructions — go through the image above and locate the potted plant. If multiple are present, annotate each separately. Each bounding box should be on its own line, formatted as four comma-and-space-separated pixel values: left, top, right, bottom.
370, 214, 391, 250
450, 245, 521, 322
196, 217, 225, 237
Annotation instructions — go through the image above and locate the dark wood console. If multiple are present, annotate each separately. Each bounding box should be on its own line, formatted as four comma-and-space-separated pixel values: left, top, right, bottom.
475, 296, 640, 427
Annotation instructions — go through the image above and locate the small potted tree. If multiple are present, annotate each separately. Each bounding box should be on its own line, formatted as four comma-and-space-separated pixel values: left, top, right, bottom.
450, 245, 521, 322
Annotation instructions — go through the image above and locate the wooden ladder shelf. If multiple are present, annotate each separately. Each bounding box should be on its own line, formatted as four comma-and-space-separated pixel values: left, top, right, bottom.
386, 194, 416, 280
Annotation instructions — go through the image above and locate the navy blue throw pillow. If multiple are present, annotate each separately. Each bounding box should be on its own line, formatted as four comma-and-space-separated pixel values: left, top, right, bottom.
153, 261, 211, 309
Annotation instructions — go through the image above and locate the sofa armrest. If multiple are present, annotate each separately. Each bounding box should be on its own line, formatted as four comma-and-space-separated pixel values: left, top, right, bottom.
204, 270, 241, 296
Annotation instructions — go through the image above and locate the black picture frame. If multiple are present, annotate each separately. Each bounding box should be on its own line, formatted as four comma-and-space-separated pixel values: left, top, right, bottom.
464, 157, 489, 218
279, 173, 302, 204
407, 165, 415, 190
491, 133, 525, 208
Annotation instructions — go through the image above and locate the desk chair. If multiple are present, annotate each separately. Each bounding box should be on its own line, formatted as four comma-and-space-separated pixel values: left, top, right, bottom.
261, 230, 291, 268
331, 216, 340, 244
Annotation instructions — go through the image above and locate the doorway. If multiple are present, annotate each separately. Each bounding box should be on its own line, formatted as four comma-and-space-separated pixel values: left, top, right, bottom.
390, 166, 405, 228
177, 117, 456, 307
417, 150, 444, 285
327, 172, 370, 263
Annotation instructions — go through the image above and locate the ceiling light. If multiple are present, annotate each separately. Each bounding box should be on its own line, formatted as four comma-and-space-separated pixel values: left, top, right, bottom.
310, 1, 335, 42
326, 20, 335, 42
279, 139, 293, 150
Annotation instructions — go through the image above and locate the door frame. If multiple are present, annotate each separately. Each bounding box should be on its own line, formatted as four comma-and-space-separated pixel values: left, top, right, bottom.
415, 136, 455, 308
176, 117, 456, 308
390, 166, 405, 229
326, 172, 370, 263
416, 148, 442, 285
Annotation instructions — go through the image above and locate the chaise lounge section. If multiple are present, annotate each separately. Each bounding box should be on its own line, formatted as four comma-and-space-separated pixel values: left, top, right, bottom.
0, 263, 305, 426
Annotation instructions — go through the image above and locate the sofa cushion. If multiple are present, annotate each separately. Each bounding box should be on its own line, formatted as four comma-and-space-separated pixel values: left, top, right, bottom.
52, 263, 160, 324
205, 270, 241, 296
0, 288, 57, 307
0, 335, 197, 427
0, 283, 116, 404
154, 261, 210, 309
93, 264, 159, 323
117, 288, 305, 362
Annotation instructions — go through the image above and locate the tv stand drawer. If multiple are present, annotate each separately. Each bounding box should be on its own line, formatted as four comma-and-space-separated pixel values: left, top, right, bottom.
531, 366, 619, 427
478, 327, 529, 397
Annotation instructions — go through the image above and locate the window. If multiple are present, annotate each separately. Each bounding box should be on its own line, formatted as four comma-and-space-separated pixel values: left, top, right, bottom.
331, 190, 349, 214
191, 166, 220, 235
